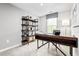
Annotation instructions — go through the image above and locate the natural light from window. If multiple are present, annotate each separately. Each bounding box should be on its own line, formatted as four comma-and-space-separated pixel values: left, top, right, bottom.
47, 18, 57, 34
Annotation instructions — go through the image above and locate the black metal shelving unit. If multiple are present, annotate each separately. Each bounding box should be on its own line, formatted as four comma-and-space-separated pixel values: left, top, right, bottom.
21, 16, 38, 45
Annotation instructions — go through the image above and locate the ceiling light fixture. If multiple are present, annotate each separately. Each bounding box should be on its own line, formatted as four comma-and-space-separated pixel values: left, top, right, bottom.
40, 3, 43, 6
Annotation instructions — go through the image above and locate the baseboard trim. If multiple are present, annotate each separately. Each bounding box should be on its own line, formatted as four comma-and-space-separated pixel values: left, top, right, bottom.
0, 43, 21, 53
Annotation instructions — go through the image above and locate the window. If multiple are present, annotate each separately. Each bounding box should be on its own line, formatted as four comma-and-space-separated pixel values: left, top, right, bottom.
47, 18, 57, 34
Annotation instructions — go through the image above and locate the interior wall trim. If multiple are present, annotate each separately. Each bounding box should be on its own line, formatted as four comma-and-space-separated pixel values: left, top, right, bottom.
0, 43, 21, 53
73, 25, 79, 28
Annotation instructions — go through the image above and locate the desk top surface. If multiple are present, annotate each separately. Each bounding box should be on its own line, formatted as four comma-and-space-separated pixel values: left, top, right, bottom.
35, 33, 78, 48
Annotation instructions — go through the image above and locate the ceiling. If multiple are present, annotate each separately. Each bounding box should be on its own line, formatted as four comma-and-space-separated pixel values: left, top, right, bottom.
11, 3, 73, 17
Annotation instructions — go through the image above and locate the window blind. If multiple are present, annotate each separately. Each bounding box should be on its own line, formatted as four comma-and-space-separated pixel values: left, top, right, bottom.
46, 12, 58, 19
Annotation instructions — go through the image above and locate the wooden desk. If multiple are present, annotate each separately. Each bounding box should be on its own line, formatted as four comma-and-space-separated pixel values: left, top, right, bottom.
35, 34, 78, 56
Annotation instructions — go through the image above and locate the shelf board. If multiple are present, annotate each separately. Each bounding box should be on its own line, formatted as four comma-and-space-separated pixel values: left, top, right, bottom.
28, 35, 35, 37
22, 18, 38, 22
32, 20, 38, 22
22, 29, 38, 32
22, 39, 36, 45
22, 24, 38, 27
22, 35, 35, 37
22, 39, 28, 42
22, 18, 29, 20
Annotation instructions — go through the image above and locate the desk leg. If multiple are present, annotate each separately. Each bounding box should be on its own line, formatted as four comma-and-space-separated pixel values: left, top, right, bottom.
70, 46, 73, 56
48, 42, 50, 49
54, 43, 57, 52
42, 40, 44, 44
37, 39, 39, 49
56, 44, 57, 52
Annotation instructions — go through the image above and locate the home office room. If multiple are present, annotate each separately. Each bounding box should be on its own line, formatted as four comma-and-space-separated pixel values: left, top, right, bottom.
0, 0, 79, 57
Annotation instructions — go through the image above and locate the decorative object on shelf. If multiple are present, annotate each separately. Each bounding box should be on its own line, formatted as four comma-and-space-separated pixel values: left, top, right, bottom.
21, 16, 38, 45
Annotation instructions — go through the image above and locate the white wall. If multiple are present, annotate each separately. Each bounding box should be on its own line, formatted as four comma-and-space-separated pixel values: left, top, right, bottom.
71, 3, 79, 56
58, 11, 71, 36
38, 16, 47, 34
0, 3, 36, 50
